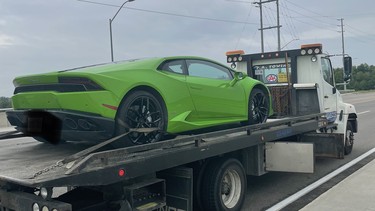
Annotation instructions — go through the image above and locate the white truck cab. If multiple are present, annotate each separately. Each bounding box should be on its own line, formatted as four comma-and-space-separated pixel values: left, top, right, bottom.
227, 43, 357, 156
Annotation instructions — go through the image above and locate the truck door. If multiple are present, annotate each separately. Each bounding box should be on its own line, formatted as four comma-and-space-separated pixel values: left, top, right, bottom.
320, 57, 337, 122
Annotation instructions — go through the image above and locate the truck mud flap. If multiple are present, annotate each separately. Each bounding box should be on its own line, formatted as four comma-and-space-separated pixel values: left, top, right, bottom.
157, 167, 193, 211
300, 133, 344, 159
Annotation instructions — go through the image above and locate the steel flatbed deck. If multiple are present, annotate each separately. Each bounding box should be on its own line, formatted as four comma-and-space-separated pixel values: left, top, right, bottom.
0, 113, 323, 189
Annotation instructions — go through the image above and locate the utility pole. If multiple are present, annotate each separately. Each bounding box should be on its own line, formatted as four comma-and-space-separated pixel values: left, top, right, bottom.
338, 18, 346, 90
276, 0, 281, 51
253, 0, 282, 53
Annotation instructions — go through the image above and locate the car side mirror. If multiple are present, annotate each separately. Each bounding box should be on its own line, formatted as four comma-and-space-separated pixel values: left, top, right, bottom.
343, 56, 352, 82
234, 71, 246, 80
230, 72, 246, 86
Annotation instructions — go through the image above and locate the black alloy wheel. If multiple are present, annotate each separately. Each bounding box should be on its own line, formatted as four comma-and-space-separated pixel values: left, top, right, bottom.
114, 90, 167, 147
249, 88, 269, 124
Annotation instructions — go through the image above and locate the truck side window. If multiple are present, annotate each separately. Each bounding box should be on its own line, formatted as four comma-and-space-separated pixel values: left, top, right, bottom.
321, 58, 334, 86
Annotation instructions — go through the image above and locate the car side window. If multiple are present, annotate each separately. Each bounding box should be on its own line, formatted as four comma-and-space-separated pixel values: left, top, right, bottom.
321, 58, 334, 86
186, 60, 232, 80
159, 60, 185, 74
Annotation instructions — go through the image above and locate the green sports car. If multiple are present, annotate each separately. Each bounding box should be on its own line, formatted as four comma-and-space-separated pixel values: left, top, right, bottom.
7, 56, 272, 146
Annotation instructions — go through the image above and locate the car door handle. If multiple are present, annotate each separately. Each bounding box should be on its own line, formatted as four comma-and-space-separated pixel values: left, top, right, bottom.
324, 96, 329, 98
189, 86, 202, 90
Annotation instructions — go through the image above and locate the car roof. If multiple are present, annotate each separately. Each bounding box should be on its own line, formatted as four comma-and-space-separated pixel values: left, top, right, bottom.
58, 56, 219, 74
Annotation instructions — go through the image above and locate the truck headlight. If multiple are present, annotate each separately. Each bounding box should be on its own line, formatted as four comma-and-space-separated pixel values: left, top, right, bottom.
40, 187, 53, 200
32, 203, 40, 211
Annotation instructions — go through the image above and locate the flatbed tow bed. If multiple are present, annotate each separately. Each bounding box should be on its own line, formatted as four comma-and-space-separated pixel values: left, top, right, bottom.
0, 114, 320, 187
0, 113, 331, 211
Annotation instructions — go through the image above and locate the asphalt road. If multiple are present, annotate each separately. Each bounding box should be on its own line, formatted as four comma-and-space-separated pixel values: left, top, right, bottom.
241, 91, 375, 211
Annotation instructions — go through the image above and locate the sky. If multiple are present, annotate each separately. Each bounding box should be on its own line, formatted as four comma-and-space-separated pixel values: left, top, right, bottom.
1, 0, 375, 97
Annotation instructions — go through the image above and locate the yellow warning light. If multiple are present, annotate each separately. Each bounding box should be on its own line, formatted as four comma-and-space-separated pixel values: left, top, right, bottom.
225, 50, 245, 56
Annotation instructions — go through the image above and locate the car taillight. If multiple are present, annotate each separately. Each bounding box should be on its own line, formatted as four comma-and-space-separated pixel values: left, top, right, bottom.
58, 77, 104, 91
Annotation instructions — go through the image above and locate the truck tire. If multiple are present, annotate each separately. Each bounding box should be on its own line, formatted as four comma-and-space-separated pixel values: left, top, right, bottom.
344, 122, 354, 155
202, 158, 246, 211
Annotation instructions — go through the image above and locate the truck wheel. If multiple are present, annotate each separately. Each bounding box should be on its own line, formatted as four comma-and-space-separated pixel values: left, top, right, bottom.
202, 158, 246, 211
113, 90, 167, 148
248, 88, 269, 124
344, 122, 354, 155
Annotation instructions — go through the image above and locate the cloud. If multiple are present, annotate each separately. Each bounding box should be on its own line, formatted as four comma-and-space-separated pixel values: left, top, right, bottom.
0, 34, 15, 47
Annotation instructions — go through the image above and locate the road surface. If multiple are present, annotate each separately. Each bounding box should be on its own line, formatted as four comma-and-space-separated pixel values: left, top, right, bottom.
242, 91, 375, 210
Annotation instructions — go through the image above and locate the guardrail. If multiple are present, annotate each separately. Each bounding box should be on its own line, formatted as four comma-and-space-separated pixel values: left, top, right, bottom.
0, 108, 12, 128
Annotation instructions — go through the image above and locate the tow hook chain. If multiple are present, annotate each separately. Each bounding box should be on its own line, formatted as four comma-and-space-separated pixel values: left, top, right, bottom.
30, 160, 64, 179
30, 128, 159, 179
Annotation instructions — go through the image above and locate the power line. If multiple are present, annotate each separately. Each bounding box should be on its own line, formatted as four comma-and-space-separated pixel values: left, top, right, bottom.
279, 3, 337, 28
279, 0, 299, 39
225, 0, 252, 3
284, 0, 336, 20
263, 5, 279, 50
235, 4, 255, 49
76, 0, 258, 25
346, 24, 375, 37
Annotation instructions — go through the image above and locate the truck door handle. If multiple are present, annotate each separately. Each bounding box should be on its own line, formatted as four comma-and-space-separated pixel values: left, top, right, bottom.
324, 96, 328, 98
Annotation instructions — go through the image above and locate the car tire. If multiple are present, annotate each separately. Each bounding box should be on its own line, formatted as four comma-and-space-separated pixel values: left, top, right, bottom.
248, 88, 269, 125
113, 90, 167, 148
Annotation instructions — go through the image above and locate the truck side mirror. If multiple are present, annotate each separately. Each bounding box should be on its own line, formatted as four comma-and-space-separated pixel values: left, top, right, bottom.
343, 56, 352, 82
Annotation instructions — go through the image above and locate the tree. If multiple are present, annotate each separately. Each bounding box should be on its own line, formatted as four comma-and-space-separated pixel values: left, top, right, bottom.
0, 97, 12, 108
334, 63, 375, 91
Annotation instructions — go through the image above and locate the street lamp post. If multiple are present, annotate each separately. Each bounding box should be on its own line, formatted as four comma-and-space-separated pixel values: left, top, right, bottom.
109, 0, 135, 62
281, 38, 299, 50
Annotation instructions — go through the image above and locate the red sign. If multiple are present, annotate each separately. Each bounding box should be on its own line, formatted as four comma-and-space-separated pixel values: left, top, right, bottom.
266, 74, 277, 83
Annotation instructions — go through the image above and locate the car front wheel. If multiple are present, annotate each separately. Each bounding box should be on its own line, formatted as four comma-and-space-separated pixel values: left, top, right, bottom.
248, 88, 269, 124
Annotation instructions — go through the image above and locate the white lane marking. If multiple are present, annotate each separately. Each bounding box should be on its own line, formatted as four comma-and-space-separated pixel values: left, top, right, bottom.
357, 110, 370, 115
266, 147, 375, 211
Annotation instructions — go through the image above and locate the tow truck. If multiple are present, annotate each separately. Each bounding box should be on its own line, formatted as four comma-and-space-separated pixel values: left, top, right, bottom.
0, 44, 357, 211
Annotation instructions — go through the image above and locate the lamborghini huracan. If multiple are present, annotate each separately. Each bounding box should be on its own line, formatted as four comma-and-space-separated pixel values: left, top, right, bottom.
7, 57, 272, 146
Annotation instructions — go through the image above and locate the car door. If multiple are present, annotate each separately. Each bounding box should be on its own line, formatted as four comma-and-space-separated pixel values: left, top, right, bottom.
185, 59, 247, 120
321, 57, 337, 122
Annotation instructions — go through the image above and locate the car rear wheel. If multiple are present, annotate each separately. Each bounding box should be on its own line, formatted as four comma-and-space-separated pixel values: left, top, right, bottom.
113, 90, 167, 147
248, 88, 269, 124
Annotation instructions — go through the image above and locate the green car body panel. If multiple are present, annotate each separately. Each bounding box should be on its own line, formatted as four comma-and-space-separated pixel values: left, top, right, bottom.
9, 56, 272, 138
